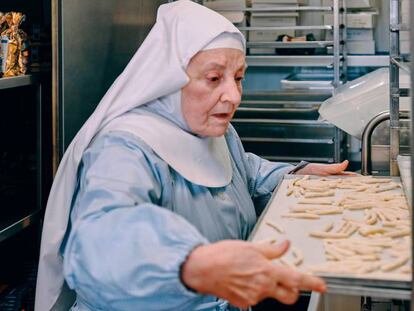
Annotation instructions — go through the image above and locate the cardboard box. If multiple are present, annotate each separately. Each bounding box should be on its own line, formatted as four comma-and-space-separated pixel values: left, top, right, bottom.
325, 29, 374, 41
400, 40, 409, 54
251, 14, 298, 27
327, 40, 375, 54
324, 12, 377, 28
347, 40, 375, 54
251, 0, 299, 4
400, 31, 410, 42
203, 0, 245, 10
323, 0, 374, 9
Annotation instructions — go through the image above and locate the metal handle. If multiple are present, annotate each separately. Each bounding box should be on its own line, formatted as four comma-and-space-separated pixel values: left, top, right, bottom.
361, 110, 409, 175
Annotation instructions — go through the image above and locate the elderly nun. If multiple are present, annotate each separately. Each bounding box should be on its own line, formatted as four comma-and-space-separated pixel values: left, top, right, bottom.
35, 1, 351, 310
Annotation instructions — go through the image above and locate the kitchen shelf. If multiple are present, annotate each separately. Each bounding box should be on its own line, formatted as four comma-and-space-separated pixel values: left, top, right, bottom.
246, 41, 333, 49
232, 118, 333, 126
217, 6, 332, 12
0, 209, 41, 243
246, 55, 389, 67
0, 74, 40, 90
241, 137, 334, 144
239, 25, 332, 31
263, 155, 335, 163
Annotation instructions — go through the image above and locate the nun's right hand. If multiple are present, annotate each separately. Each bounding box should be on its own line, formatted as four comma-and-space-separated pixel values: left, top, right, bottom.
180, 240, 326, 309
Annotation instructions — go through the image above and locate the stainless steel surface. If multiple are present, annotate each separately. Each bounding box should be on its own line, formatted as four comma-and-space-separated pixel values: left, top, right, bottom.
326, 284, 410, 300
397, 155, 412, 208
55, 0, 166, 156
239, 25, 332, 31
332, 0, 340, 87
371, 119, 410, 174
235, 107, 320, 119
246, 41, 334, 49
389, 0, 401, 176
361, 111, 409, 175
218, 6, 332, 12
233, 92, 342, 164
246, 55, 389, 67
0, 74, 40, 90
240, 137, 334, 144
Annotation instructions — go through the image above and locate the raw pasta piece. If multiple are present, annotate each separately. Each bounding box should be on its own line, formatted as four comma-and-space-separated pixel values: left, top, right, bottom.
381, 255, 410, 272
281, 213, 320, 220
291, 247, 304, 266
265, 221, 285, 234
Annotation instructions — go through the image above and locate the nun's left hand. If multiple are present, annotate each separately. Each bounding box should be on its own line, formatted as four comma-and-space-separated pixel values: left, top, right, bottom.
295, 160, 358, 176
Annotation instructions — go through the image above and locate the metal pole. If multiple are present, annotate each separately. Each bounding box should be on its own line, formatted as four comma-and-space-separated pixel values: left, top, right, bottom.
340, 0, 347, 84
409, 0, 414, 307
389, 0, 400, 176
332, 0, 340, 87
37, 81, 43, 212
361, 111, 409, 176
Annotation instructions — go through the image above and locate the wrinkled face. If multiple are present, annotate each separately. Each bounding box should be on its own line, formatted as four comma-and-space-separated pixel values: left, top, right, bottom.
181, 48, 246, 137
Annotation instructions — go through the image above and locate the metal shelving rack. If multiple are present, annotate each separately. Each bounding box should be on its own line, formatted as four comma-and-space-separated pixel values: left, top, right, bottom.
0, 74, 42, 243
389, 0, 406, 176
218, 1, 347, 87
388, 0, 413, 307
205, 1, 349, 165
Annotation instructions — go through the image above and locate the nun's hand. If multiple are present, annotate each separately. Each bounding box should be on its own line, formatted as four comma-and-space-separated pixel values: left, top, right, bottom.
180, 240, 326, 309
295, 160, 358, 176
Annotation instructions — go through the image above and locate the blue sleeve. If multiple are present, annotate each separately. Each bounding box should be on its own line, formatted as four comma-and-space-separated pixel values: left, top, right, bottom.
245, 152, 293, 213
226, 126, 294, 214
62, 133, 210, 311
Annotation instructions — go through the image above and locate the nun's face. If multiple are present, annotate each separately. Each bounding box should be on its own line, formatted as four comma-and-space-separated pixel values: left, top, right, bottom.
181, 48, 246, 137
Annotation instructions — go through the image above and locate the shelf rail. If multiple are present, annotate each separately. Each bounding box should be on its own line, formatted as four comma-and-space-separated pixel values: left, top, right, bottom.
216, 6, 333, 12
389, 0, 401, 176
410, 0, 414, 306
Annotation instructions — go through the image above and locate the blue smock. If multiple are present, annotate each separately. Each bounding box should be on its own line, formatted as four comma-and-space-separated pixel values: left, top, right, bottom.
62, 125, 293, 311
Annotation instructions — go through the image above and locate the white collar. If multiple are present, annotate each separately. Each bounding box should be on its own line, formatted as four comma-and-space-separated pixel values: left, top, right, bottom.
99, 110, 232, 187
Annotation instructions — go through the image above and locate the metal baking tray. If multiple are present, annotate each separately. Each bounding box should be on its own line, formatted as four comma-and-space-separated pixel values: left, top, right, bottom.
249, 175, 411, 296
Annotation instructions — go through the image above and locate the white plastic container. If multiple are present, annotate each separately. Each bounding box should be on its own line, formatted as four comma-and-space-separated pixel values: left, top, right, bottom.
281, 73, 334, 91
318, 68, 411, 139
323, 0, 375, 8
326, 29, 374, 41
324, 12, 377, 28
